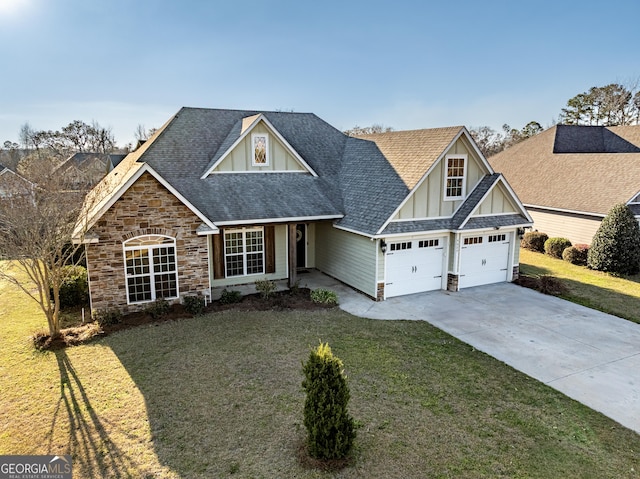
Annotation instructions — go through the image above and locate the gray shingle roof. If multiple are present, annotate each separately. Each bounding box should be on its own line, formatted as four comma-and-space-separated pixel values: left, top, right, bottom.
85, 107, 527, 237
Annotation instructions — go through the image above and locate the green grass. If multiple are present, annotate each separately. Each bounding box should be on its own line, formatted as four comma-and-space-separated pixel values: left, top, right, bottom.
1, 265, 639, 478
519, 248, 640, 324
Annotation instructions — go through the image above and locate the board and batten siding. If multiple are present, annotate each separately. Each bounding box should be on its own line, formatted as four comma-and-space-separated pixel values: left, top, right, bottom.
214, 123, 306, 173
209, 224, 289, 287
528, 209, 602, 245
315, 223, 378, 298
395, 136, 488, 220
474, 184, 517, 215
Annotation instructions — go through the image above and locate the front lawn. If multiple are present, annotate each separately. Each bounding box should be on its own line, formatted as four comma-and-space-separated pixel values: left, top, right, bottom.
519, 248, 640, 324
1, 267, 639, 478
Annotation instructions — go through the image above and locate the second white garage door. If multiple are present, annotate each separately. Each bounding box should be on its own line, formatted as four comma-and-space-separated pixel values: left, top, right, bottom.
459, 233, 510, 289
385, 237, 446, 298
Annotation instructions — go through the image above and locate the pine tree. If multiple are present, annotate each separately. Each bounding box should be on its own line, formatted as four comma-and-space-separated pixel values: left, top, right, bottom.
302, 342, 356, 460
587, 203, 640, 274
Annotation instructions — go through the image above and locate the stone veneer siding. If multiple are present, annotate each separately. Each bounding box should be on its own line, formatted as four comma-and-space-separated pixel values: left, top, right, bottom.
86, 172, 210, 313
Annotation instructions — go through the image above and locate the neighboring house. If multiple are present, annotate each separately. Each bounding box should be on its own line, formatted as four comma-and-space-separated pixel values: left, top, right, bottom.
0, 163, 34, 198
56, 152, 127, 189
489, 124, 640, 245
74, 107, 532, 314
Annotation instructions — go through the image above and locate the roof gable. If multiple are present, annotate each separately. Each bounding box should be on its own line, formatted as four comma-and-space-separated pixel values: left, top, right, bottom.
201, 114, 317, 177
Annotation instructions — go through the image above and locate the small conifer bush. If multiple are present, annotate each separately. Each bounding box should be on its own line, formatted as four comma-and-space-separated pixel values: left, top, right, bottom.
588, 203, 640, 274
183, 295, 205, 315
302, 342, 356, 460
521, 231, 548, 252
544, 237, 572, 259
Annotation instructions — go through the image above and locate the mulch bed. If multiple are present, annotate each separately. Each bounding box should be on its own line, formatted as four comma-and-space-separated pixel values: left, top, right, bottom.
34, 288, 334, 350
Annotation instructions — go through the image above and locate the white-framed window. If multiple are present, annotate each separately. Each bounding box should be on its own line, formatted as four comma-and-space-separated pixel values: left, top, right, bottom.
489, 234, 506, 243
224, 227, 265, 277
390, 241, 412, 252
123, 235, 178, 304
418, 239, 439, 248
251, 133, 269, 166
444, 155, 467, 200
463, 236, 483, 245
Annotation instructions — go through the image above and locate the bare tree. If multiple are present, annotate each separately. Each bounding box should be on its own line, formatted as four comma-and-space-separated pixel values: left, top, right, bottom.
469, 126, 505, 157
134, 124, 157, 142
344, 124, 395, 136
0, 155, 98, 337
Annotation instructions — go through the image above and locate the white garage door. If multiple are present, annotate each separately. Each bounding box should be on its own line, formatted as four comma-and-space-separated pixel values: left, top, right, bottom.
459, 233, 510, 289
385, 237, 445, 298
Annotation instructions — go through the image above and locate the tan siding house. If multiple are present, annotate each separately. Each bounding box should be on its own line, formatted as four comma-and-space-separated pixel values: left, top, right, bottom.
489, 125, 640, 245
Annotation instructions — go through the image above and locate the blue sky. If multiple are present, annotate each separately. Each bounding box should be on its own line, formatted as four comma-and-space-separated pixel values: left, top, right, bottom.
0, 0, 638, 147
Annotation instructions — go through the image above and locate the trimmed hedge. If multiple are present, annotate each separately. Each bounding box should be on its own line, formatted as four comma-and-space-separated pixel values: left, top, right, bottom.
51, 265, 89, 309
521, 231, 548, 253
562, 244, 589, 265
544, 237, 572, 259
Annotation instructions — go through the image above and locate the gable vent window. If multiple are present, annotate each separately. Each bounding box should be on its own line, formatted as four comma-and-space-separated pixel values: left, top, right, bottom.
444, 155, 466, 200
463, 236, 483, 245
489, 234, 506, 243
251, 133, 269, 166
225, 227, 265, 277
419, 239, 439, 248
390, 242, 412, 251
124, 235, 178, 304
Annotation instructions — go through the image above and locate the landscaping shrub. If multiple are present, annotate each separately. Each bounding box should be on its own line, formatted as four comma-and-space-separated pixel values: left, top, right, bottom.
588, 203, 640, 275
310, 288, 338, 306
538, 275, 567, 295
255, 279, 276, 300
145, 298, 170, 319
521, 231, 548, 252
544, 237, 572, 259
219, 289, 242, 304
51, 265, 89, 309
183, 295, 205, 315
92, 308, 122, 326
302, 342, 356, 460
562, 244, 589, 265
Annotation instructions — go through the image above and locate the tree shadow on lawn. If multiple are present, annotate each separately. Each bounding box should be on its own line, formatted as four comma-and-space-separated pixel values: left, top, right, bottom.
518, 265, 640, 324
50, 350, 137, 477
102, 313, 313, 478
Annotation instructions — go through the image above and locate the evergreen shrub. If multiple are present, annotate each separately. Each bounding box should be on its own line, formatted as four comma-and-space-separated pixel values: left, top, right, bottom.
302, 342, 356, 460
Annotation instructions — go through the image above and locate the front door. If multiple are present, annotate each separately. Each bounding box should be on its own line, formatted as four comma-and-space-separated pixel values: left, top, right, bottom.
296, 224, 306, 269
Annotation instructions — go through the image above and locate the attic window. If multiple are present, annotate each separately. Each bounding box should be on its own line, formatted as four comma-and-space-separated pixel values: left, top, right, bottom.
444, 155, 466, 200
252, 133, 269, 166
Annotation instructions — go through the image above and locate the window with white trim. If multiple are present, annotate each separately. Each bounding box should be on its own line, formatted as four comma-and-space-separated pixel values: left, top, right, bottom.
390, 242, 412, 252
251, 133, 269, 166
224, 227, 265, 277
444, 155, 466, 200
463, 236, 483, 245
489, 234, 506, 242
419, 239, 439, 248
124, 235, 178, 304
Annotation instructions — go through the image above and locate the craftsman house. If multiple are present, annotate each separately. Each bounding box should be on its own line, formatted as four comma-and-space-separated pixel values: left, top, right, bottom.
74, 107, 532, 313
489, 124, 640, 245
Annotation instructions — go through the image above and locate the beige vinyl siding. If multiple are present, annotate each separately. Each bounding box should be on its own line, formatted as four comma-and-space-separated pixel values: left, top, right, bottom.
315, 223, 377, 298
473, 184, 517, 215
209, 224, 289, 287
214, 123, 306, 172
394, 137, 490, 220
528, 209, 602, 245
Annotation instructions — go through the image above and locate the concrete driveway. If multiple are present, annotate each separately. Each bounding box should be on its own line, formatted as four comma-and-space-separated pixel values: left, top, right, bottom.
304, 272, 640, 435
